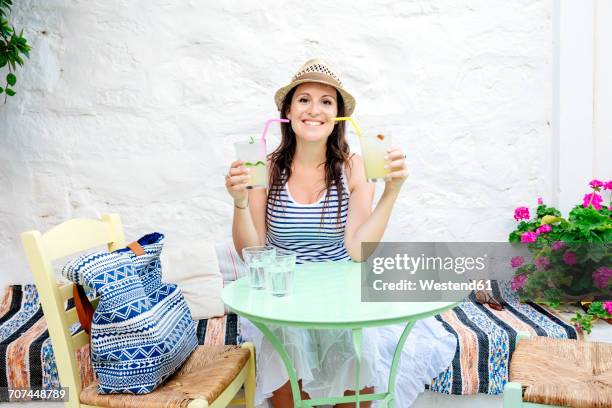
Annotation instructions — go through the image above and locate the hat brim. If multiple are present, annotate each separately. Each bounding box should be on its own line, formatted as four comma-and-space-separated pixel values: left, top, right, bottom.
274, 79, 356, 116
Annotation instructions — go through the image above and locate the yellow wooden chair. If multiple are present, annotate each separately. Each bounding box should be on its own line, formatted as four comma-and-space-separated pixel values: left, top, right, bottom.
21, 214, 255, 408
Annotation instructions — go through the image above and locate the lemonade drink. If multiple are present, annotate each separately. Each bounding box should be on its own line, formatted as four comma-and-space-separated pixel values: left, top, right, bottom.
360, 132, 392, 182
234, 138, 267, 189
247, 161, 267, 188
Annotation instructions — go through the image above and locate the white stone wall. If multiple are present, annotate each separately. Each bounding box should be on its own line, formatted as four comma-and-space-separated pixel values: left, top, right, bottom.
0, 0, 553, 287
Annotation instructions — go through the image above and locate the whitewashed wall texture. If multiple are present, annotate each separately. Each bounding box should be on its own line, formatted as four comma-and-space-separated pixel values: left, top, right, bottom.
0, 0, 554, 287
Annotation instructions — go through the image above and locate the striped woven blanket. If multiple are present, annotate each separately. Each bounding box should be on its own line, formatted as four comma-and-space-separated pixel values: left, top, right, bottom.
1, 283, 575, 401
429, 280, 577, 395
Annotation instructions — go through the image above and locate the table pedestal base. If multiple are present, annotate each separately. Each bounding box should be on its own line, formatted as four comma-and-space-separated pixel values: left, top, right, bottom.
250, 320, 417, 408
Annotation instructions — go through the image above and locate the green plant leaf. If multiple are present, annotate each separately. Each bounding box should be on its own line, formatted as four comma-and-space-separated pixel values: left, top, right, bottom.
537, 205, 562, 218
589, 301, 605, 315
0, 0, 29, 103
244, 161, 266, 167
0, 18, 11, 35
0, 1, 11, 18
546, 299, 561, 309
508, 231, 520, 243
0, 86, 3, 94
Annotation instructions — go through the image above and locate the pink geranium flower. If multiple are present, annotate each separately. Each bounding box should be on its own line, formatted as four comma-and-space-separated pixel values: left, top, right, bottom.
537, 197, 543, 205
511, 274, 528, 291
514, 207, 530, 221
583, 193, 603, 210
563, 251, 577, 266
521, 231, 538, 243
551, 241, 565, 251
604, 301, 612, 315
589, 179, 604, 189
511, 256, 524, 268
535, 224, 552, 235
604, 181, 612, 191
592, 267, 612, 289
535, 256, 551, 271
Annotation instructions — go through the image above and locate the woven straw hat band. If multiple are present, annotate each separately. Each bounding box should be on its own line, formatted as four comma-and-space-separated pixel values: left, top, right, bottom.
292, 71, 342, 88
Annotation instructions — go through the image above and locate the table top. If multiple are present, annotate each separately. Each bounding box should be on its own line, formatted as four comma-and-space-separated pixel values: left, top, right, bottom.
221, 261, 459, 329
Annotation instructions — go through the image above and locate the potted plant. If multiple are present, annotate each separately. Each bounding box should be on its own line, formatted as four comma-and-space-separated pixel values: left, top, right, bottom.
508, 180, 612, 333
1, 0, 31, 102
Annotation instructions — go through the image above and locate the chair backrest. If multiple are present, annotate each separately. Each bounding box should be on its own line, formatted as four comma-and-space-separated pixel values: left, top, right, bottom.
21, 214, 126, 407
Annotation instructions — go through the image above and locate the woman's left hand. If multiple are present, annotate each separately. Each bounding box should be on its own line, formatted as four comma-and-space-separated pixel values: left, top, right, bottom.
384, 146, 409, 191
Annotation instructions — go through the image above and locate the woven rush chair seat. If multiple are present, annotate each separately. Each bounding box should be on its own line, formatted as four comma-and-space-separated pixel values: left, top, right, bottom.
509, 337, 612, 408
80, 345, 250, 407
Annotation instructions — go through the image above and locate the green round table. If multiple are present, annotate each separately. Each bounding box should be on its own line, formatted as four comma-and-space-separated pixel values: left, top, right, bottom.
222, 260, 458, 408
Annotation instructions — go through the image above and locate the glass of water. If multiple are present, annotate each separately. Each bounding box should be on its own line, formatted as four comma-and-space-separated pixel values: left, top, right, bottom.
266, 249, 297, 297
242, 246, 276, 290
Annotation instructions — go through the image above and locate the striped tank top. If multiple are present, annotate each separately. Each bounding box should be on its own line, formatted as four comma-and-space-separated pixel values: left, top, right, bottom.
266, 171, 351, 263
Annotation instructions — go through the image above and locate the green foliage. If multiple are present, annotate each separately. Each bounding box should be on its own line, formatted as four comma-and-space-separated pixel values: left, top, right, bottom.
536, 204, 562, 219
0, 0, 31, 102
244, 161, 265, 167
508, 185, 612, 334
571, 301, 612, 334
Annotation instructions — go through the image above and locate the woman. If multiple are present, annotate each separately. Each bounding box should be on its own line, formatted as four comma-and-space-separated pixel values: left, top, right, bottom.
225, 59, 456, 408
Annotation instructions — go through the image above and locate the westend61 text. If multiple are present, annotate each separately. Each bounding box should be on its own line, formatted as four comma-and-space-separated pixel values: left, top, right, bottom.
372, 279, 493, 292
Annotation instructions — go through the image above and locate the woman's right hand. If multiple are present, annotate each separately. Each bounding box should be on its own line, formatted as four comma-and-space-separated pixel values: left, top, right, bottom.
225, 160, 251, 206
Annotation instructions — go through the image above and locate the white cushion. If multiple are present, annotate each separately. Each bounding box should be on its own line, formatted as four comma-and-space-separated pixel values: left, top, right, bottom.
161, 240, 224, 320
215, 241, 247, 283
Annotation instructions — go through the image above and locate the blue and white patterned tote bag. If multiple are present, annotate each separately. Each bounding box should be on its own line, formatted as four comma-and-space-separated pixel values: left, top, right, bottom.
62, 232, 198, 394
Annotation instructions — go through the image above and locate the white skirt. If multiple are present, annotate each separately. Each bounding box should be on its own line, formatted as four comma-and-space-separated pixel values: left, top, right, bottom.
239, 316, 456, 407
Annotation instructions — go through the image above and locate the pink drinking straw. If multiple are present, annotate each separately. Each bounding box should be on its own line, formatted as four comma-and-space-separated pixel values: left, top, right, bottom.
261, 118, 290, 140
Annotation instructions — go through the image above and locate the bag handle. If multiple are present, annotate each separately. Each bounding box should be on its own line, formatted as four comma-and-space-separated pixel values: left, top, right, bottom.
73, 283, 94, 334
127, 241, 145, 256
73, 241, 145, 335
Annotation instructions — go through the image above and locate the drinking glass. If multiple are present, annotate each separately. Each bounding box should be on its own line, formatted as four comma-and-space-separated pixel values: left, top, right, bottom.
360, 132, 392, 182
234, 139, 267, 189
242, 246, 276, 289
266, 249, 297, 297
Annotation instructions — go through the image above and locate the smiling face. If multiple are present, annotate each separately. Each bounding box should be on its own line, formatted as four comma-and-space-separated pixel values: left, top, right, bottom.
286, 82, 338, 143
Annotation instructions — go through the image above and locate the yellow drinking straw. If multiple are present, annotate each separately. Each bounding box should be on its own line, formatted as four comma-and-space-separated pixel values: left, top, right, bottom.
333, 117, 362, 139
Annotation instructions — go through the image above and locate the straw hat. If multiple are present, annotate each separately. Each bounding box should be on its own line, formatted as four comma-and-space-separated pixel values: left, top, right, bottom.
274, 58, 356, 116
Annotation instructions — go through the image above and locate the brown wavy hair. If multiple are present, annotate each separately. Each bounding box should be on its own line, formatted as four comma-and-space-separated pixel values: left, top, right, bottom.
266, 87, 352, 229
